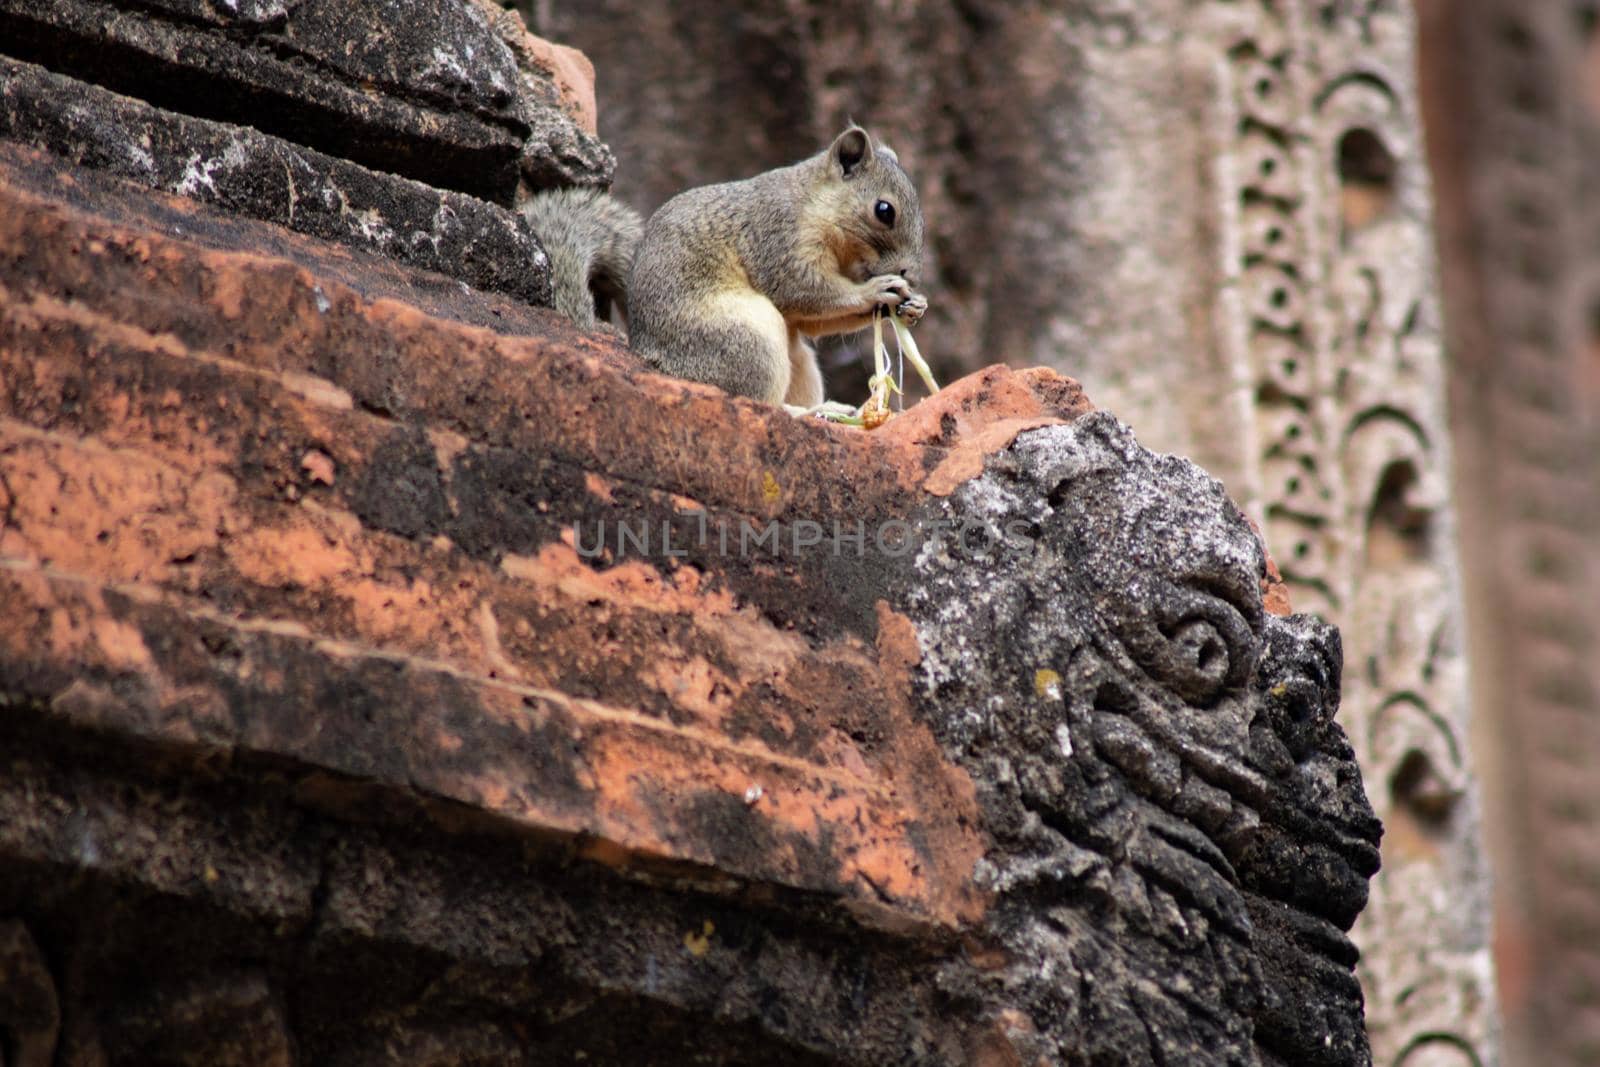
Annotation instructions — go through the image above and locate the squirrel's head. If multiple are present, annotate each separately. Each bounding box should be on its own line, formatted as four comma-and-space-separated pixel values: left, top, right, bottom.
816, 125, 925, 286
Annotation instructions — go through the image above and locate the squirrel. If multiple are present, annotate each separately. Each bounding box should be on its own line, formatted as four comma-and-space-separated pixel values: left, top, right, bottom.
520, 125, 927, 409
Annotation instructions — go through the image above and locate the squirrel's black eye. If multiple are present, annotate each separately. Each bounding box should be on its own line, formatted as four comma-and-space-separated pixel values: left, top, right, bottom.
874, 200, 896, 227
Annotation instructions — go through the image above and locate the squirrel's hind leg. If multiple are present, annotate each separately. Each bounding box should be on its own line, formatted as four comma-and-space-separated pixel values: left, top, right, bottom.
784, 331, 825, 408
639, 290, 792, 405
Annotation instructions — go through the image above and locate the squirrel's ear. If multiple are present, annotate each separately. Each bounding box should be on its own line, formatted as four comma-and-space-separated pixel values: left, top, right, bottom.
831, 126, 873, 178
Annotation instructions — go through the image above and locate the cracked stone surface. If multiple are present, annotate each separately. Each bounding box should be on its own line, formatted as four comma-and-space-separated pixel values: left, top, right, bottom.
0, 0, 613, 200
0, 57, 554, 309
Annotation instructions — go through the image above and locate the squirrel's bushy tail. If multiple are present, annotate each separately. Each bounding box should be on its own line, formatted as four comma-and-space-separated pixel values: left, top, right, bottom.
520, 187, 643, 329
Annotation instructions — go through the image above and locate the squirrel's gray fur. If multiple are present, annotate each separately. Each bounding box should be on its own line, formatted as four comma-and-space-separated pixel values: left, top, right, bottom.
520, 186, 643, 329
522, 127, 926, 408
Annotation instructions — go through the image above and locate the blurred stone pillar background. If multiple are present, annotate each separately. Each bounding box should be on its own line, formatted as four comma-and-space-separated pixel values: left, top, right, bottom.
1418, 1, 1600, 1064
520, 1, 1505, 1062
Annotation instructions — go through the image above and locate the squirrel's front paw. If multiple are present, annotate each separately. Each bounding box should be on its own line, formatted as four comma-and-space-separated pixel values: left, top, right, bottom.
867, 274, 914, 309
866, 277, 928, 325
894, 290, 928, 325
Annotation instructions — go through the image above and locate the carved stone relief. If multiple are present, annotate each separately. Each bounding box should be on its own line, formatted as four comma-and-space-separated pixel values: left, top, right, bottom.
1205, 3, 1498, 1063
907, 413, 1382, 1065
